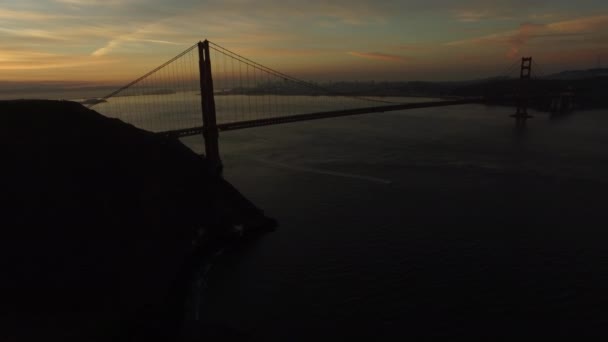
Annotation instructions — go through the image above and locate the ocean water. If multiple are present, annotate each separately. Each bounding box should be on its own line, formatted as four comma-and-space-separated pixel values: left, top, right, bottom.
105, 96, 608, 338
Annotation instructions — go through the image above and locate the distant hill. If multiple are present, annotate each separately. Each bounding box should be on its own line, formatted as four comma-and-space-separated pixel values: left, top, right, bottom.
546, 68, 608, 80
2, 67, 607, 103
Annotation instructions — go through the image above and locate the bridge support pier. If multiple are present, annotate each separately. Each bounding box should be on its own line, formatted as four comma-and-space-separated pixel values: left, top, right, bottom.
511, 57, 533, 120
198, 40, 222, 173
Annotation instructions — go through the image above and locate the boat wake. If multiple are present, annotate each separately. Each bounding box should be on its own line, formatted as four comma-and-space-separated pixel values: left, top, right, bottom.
251, 158, 392, 185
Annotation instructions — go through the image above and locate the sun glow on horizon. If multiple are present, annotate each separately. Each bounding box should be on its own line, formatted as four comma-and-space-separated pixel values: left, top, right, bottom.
0, 0, 607, 91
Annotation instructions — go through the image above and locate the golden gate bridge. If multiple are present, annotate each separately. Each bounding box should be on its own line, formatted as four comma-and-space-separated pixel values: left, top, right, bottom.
88, 40, 554, 170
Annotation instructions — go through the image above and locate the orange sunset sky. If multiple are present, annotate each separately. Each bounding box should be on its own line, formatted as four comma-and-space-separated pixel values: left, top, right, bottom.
1, 0, 607, 87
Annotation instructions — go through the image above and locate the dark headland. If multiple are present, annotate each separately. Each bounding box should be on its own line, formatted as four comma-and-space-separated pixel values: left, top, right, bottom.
0, 100, 275, 341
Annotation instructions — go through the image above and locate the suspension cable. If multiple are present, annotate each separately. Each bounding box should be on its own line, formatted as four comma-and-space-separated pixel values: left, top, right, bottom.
90, 43, 199, 108
208, 41, 402, 105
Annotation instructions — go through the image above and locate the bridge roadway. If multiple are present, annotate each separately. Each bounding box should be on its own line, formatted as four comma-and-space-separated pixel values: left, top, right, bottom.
159, 98, 484, 138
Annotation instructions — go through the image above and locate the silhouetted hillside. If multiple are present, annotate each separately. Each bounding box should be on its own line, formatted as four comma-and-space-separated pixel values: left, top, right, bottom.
546, 68, 608, 80
450, 77, 608, 109
0, 100, 274, 341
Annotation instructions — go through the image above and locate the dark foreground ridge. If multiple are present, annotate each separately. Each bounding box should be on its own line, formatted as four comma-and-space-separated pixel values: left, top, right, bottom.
0, 100, 275, 341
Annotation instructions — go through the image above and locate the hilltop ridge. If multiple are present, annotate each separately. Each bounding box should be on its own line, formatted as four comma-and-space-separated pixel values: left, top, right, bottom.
0, 100, 275, 341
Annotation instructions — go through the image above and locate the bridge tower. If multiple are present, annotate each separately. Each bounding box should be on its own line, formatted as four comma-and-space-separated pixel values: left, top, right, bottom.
198, 40, 222, 173
512, 57, 533, 120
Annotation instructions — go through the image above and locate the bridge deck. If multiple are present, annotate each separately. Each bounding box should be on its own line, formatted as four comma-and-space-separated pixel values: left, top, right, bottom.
160, 98, 483, 138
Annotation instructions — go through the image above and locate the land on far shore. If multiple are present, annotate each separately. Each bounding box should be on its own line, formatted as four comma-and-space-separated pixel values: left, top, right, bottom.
2, 68, 607, 109
215, 69, 608, 109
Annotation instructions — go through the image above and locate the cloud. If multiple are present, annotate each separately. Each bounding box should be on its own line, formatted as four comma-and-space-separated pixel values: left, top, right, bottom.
444, 23, 544, 59
455, 10, 491, 23
1, 0, 607, 83
0, 49, 113, 71
528, 13, 557, 20
91, 22, 189, 56
348, 51, 407, 62
91, 40, 121, 57
0, 8, 62, 21
505, 23, 543, 59
54, 0, 126, 6
396, 43, 438, 53
234, 47, 331, 58
547, 15, 608, 34
178, 0, 403, 25
0, 27, 68, 42
449, 0, 557, 20
446, 15, 608, 59
92, 36, 183, 56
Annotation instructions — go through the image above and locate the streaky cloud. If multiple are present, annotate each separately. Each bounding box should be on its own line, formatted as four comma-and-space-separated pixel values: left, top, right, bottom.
445, 15, 608, 59
348, 51, 407, 62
